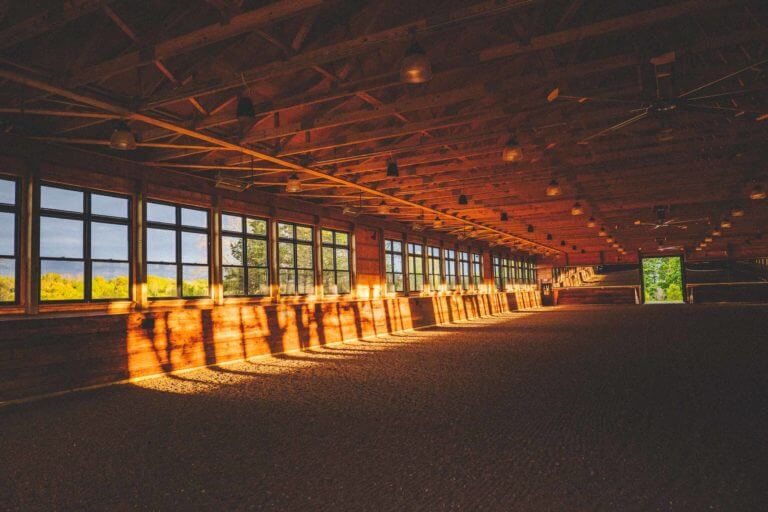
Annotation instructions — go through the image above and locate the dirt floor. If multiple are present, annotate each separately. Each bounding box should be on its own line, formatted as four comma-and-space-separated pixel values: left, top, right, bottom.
1, 305, 767, 511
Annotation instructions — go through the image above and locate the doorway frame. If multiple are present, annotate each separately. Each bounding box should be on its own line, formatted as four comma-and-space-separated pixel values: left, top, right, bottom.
639, 253, 687, 304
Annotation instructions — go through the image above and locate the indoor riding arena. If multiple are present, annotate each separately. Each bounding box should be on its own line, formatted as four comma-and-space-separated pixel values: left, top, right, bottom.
0, 1, 766, 510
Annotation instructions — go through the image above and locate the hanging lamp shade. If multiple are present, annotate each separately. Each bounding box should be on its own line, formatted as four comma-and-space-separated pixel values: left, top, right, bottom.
720, 217, 732, 228
546, 233, 553, 240
376, 202, 389, 215
570, 202, 584, 216
749, 184, 766, 200
285, 173, 302, 193
433, 216, 444, 228
633, 219, 642, 225
527, 224, 534, 233
606, 236, 614, 243
712, 229, 722, 236
545, 179, 561, 196
587, 217, 596, 228
560, 240, 566, 246
386, 159, 399, 177
704, 236, 713, 242
236, 96, 256, 123
598, 227, 607, 237
500, 212, 508, 221
342, 205, 361, 217
400, 42, 432, 84
458, 194, 468, 205
502, 137, 523, 162
109, 121, 137, 150
731, 206, 744, 217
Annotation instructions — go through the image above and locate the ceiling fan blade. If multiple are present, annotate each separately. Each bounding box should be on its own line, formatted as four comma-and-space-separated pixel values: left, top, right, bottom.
578, 111, 649, 144
677, 58, 768, 99
552, 93, 647, 107
687, 87, 768, 102
668, 217, 709, 224
651, 225, 662, 230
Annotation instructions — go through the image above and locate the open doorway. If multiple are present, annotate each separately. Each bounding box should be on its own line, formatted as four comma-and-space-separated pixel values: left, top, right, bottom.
641, 256, 685, 303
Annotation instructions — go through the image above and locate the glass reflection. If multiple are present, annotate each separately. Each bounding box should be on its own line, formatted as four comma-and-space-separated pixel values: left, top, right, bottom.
91, 222, 128, 260
92, 262, 129, 299
41, 186, 83, 213
40, 217, 83, 258
40, 260, 84, 301
147, 228, 176, 262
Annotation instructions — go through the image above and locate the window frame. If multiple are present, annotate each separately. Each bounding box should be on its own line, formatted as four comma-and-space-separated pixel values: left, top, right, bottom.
407, 242, 425, 293
458, 250, 471, 290
321, 228, 352, 296
0, 176, 20, 305
427, 245, 441, 291
384, 239, 404, 293
492, 255, 505, 291
471, 252, 482, 289
145, 199, 210, 300
444, 248, 457, 291
220, 212, 269, 297
277, 221, 315, 296
38, 182, 132, 304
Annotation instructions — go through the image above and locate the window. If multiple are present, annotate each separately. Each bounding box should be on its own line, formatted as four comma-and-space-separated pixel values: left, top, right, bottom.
471, 253, 482, 289
427, 246, 441, 291
221, 213, 269, 296
322, 229, 351, 295
38, 184, 130, 302
407, 243, 424, 292
278, 222, 314, 295
384, 239, 404, 293
505, 258, 515, 287
0, 177, 18, 303
146, 200, 209, 299
492, 256, 504, 291
459, 251, 470, 290
444, 249, 457, 290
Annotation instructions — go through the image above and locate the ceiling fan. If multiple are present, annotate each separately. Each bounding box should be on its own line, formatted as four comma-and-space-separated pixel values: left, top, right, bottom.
547, 52, 768, 144
655, 238, 683, 252
636, 205, 708, 231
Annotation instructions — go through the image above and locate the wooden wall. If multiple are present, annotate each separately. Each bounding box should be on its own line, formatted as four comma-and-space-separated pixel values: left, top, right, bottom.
687, 283, 768, 303
0, 290, 541, 404
554, 286, 640, 305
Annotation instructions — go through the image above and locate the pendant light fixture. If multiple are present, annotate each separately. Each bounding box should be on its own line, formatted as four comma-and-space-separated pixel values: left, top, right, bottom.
376, 201, 389, 215
712, 229, 722, 237
598, 227, 607, 237
109, 120, 137, 150
458, 194, 468, 205
527, 224, 534, 233
633, 219, 641, 225
236, 96, 255, 125
545, 179, 561, 197
749, 184, 766, 200
560, 240, 566, 246
502, 137, 523, 162
386, 158, 399, 177
546, 233, 553, 240
720, 217, 732, 229
285, 173, 302, 193
587, 217, 596, 228
500, 212, 508, 221
433, 216, 444, 228
704, 236, 713, 243
400, 41, 432, 84
606, 236, 614, 243
731, 206, 744, 217
570, 202, 584, 216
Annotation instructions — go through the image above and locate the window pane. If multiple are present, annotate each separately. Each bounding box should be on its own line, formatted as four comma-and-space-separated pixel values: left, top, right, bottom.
0, 179, 14, 205
91, 262, 129, 299
0, 258, 14, 302
337, 272, 351, 294
385, 256, 393, 273
247, 239, 267, 267
384, 240, 391, 251
278, 223, 293, 239
147, 264, 177, 298
91, 222, 128, 260
147, 202, 175, 224
297, 269, 314, 294
222, 236, 243, 265
336, 232, 348, 246
278, 242, 294, 267
392, 241, 402, 252
40, 217, 83, 258
393, 255, 403, 273
296, 244, 312, 269
41, 186, 83, 213
246, 218, 267, 236
279, 269, 295, 294
181, 232, 207, 264
322, 271, 336, 294
0, 212, 13, 255
223, 266, 244, 296
181, 208, 207, 228
40, 260, 84, 301
296, 226, 312, 242
247, 268, 269, 296
222, 214, 243, 232
321, 230, 333, 244
182, 265, 209, 297
336, 248, 349, 270
322, 246, 334, 270
147, 228, 176, 262
91, 194, 128, 218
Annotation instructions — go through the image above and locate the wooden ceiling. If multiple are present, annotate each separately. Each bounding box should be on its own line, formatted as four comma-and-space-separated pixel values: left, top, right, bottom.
0, 0, 766, 262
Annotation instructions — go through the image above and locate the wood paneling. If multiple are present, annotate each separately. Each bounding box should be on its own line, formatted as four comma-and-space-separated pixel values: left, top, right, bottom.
0, 291, 541, 404
554, 286, 640, 305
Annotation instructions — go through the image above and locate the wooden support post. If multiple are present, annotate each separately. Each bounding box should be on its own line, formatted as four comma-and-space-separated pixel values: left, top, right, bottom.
313, 214, 323, 299
211, 194, 223, 305
22, 161, 38, 315
133, 179, 147, 310
269, 207, 279, 301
